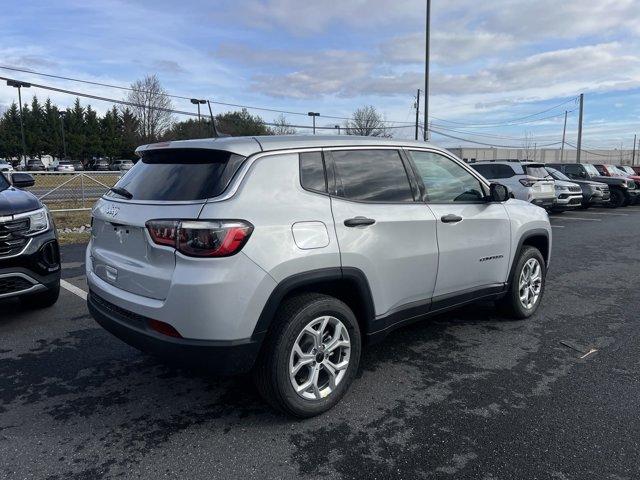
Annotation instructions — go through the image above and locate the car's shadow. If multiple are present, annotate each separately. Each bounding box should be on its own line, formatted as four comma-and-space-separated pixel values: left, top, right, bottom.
1, 298, 537, 475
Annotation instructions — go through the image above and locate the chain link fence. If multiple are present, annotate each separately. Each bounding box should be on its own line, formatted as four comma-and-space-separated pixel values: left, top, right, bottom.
26, 172, 122, 212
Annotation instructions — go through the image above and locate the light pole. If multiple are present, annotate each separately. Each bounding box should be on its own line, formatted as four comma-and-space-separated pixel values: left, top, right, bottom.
334, 125, 341, 135
58, 110, 67, 159
308, 112, 320, 135
7, 80, 31, 163
190, 98, 206, 122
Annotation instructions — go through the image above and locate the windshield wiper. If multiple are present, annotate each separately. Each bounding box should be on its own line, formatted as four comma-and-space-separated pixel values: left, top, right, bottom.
109, 187, 133, 199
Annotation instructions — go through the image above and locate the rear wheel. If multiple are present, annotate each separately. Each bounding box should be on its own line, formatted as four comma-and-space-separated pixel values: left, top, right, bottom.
498, 246, 546, 319
254, 293, 361, 418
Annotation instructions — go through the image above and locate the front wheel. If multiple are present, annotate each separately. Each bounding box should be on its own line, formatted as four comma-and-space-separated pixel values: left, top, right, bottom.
254, 293, 361, 418
498, 246, 546, 319
21, 283, 60, 309
609, 189, 625, 208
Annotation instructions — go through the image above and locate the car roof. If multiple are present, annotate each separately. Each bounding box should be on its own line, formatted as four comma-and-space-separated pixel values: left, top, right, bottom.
135, 135, 448, 158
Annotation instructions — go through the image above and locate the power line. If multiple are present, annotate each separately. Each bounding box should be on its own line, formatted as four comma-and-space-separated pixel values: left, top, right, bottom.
0, 64, 417, 125
430, 96, 579, 127
0, 75, 413, 132
429, 127, 563, 149
431, 108, 578, 129
428, 123, 564, 142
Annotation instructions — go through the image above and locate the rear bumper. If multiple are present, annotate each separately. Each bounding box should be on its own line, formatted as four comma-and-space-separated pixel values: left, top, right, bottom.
88, 291, 263, 375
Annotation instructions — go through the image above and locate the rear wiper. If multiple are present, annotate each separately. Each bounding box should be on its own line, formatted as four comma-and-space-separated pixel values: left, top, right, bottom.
109, 187, 133, 199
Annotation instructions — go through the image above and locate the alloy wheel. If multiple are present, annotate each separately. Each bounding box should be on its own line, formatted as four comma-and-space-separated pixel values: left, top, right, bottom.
289, 315, 351, 401
519, 258, 542, 309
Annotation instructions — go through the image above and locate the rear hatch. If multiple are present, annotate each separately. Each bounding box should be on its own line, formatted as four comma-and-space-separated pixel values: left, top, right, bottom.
90, 148, 246, 300
524, 164, 555, 197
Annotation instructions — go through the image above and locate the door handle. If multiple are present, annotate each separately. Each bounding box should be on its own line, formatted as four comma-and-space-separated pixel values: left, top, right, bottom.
344, 216, 376, 227
441, 214, 463, 223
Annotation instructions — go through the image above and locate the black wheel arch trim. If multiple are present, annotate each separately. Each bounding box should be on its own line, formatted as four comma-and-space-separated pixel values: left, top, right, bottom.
507, 228, 550, 285
251, 267, 376, 340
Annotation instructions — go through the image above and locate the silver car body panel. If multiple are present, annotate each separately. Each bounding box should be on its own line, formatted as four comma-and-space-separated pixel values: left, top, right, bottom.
88, 136, 551, 343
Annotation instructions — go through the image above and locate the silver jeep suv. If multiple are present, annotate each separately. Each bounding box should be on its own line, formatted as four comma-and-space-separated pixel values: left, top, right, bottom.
87, 136, 551, 417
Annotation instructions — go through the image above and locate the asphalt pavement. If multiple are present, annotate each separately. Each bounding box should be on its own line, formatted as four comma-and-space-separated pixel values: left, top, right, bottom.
1, 206, 640, 479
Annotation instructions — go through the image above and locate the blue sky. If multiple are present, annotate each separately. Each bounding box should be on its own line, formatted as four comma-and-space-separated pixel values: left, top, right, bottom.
1, 0, 639, 149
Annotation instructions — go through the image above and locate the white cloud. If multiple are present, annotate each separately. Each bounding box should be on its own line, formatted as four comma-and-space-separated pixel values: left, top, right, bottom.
382, 31, 517, 65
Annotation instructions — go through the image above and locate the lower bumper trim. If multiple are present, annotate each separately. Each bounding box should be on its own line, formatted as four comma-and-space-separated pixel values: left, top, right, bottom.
88, 292, 263, 375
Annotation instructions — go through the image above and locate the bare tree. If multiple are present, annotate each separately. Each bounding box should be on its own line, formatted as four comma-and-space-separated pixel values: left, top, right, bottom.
270, 114, 296, 135
125, 74, 173, 143
344, 105, 389, 137
522, 131, 537, 161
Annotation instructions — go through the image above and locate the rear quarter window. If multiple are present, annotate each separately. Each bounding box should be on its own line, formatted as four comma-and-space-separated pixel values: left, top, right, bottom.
108, 148, 246, 201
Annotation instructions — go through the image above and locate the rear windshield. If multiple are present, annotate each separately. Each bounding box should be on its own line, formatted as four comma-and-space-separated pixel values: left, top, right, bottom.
524, 166, 549, 179
107, 148, 246, 201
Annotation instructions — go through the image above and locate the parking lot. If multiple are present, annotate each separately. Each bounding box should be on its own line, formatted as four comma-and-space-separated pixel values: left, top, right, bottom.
1, 206, 640, 479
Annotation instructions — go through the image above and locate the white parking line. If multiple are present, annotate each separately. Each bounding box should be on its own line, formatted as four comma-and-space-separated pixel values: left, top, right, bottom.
551, 225, 565, 228
60, 279, 88, 300
550, 216, 601, 221
579, 211, 628, 216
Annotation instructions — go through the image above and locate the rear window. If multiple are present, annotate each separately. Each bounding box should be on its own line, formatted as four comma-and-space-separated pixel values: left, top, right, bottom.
108, 148, 246, 201
471, 164, 514, 179
524, 165, 548, 179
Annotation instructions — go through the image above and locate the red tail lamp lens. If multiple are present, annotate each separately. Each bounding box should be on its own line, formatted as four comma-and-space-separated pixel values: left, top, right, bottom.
148, 319, 182, 338
147, 220, 179, 247
146, 220, 253, 257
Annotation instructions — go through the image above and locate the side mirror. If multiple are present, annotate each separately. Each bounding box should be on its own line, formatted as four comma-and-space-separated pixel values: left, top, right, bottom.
579, 171, 587, 178
11, 172, 35, 188
489, 183, 510, 202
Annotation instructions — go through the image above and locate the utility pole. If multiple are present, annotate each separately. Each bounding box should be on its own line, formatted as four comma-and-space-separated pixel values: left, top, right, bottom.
576, 93, 584, 163
59, 110, 67, 159
7, 80, 30, 163
414, 89, 421, 141
560, 110, 567, 162
308, 112, 320, 135
423, 0, 431, 142
632, 134, 637, 166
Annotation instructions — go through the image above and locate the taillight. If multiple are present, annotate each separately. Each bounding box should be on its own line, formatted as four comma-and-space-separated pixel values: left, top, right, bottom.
519, 178, 537, 187
145, 220, 253, 257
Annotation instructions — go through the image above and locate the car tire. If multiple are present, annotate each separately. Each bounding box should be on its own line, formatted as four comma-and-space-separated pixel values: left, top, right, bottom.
498, 246, 546, 319
609, 189, 625, 208
253, 293, 361, 418
21, 283, 60, 309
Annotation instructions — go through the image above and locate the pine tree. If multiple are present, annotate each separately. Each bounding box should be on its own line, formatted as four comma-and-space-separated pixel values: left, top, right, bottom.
0, 103, 23, 160
84, 105, 102, 158
66, 98, 85, 160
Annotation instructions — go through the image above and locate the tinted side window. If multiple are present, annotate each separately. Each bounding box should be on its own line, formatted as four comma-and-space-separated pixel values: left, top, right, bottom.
409, 151, 485, 203
471, 164, 494, 178
331, 149, 414, 202
299, 152, 327, 193
493, 164, 515, 179
563, 164, 581, 177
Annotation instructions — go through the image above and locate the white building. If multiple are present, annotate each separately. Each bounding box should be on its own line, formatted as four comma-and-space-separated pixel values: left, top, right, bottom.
447, 147, 637, 165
